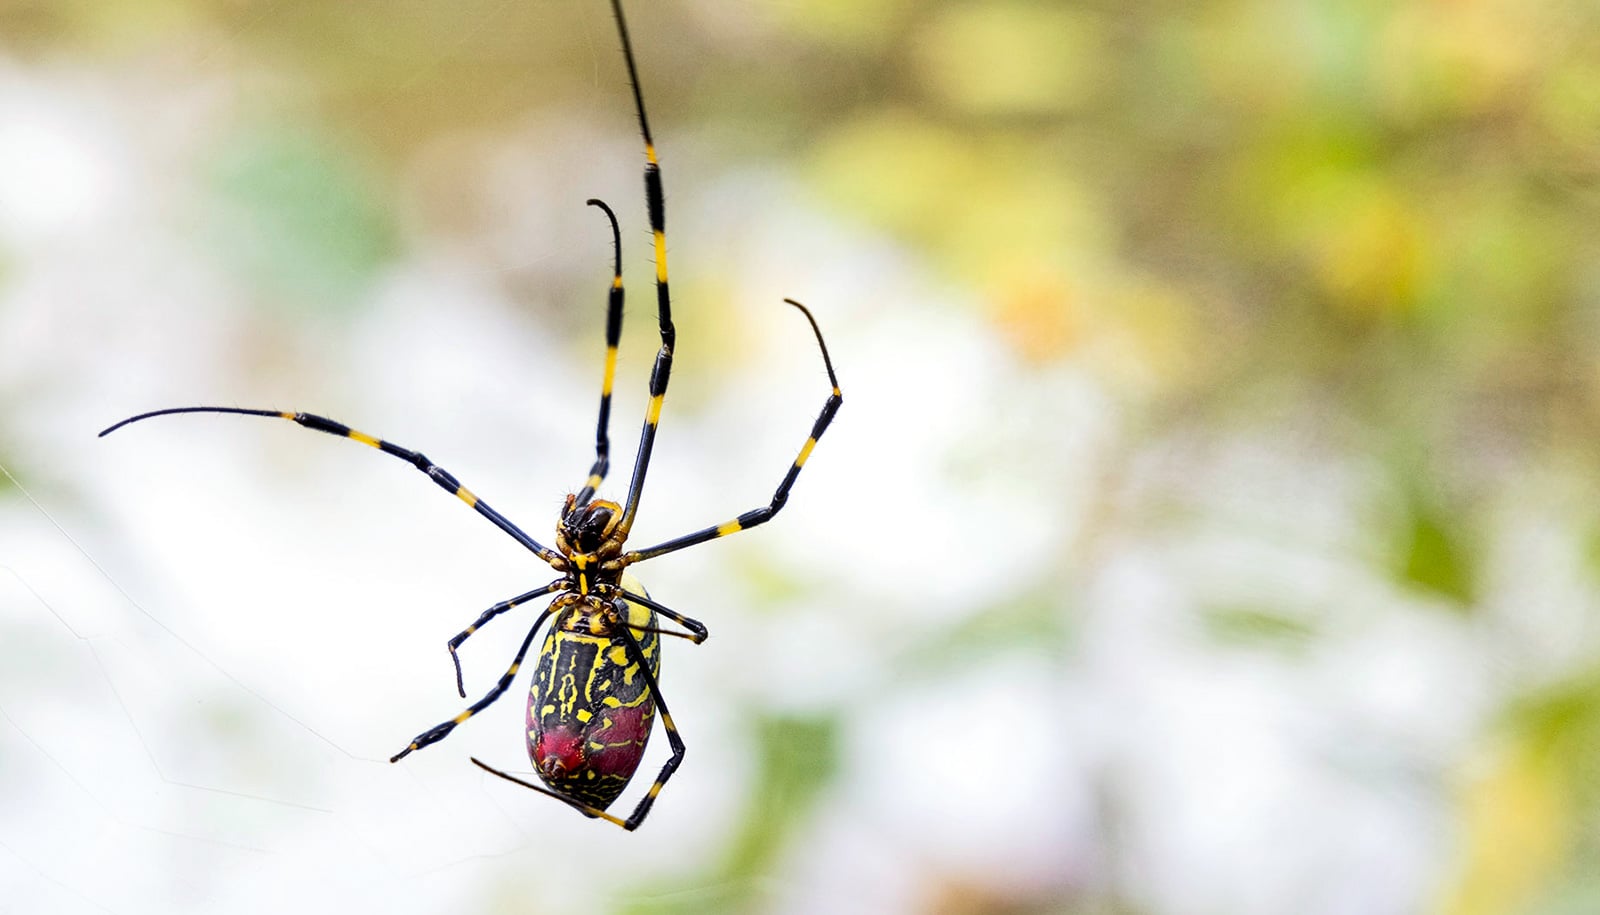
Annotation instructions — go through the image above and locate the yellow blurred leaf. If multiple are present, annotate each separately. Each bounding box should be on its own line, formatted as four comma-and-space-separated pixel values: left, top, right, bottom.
808, 115, 1103, 286
767, 0, 914, 51
1106, 277, 1204, 390
911, 2, 1107, 117
1438, 742, 1570, 915
1311, 188, 1427, 316
1379, 0, 1539, 121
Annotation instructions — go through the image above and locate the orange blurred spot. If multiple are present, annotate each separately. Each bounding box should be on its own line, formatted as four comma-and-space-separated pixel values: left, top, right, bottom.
991, 271, 1080, 364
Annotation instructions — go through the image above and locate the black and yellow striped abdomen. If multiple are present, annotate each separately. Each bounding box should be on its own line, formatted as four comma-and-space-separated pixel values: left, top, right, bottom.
525, 579, 660, 811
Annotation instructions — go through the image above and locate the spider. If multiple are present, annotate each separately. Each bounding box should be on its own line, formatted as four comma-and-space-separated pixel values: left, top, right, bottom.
100, 0, 841, 830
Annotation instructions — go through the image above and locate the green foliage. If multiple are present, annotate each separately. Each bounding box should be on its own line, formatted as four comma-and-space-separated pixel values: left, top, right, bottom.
1397, 493, 1473, 605
900, 588, 1073, 676
203, 124, 398, 313
1201, 606, 1317, 649
621, 713, 837, 915
1512, 672, 1600, 805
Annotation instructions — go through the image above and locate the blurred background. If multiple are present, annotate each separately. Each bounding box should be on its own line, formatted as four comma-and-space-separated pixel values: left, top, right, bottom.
2, 0, 1599, 912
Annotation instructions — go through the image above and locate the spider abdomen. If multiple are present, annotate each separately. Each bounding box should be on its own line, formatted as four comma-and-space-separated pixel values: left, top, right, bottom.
526, 591, 660, 810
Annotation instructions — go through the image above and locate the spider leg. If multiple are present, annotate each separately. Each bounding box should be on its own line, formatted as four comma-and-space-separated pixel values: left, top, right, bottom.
625, 300, 842, 563
391, 605, 555, 762
100, 407, 558, 561
618, 588, 708, 644
611, 0, 678, 537
574, 199, 625, 507
446, 581, 563, 698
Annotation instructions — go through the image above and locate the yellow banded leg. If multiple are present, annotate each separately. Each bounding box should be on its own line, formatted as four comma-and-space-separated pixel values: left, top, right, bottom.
609, 0, 679, 535
447, 582, 562, 697
99, 405, 558, 561
472, 758, 633, 827
624, 299, 843, 563
391, 606, 555, 762
617, 587, 709, 644
576, 199, 626, 507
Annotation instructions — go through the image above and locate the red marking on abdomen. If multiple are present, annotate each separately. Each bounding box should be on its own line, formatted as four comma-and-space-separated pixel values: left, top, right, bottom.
586, 703, 651, 777
533, 726, 586, 778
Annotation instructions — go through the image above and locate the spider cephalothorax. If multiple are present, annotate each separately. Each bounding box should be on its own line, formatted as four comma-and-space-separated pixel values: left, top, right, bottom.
555, 495, 625, 558
552, 496, 630, 595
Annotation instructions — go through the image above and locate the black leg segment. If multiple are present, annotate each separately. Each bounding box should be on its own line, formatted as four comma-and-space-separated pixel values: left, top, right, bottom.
100, 406, 558, 561
390, 606, 554, 763
447, 582, 561, 697
575, 198, 625, 507
625, 300, 842, 563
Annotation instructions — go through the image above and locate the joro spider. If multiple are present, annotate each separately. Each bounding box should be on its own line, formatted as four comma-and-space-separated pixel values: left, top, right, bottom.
99, 0, 841, 831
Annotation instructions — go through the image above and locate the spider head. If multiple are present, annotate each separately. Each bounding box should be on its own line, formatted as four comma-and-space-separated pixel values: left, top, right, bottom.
556, 496, 625, 559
